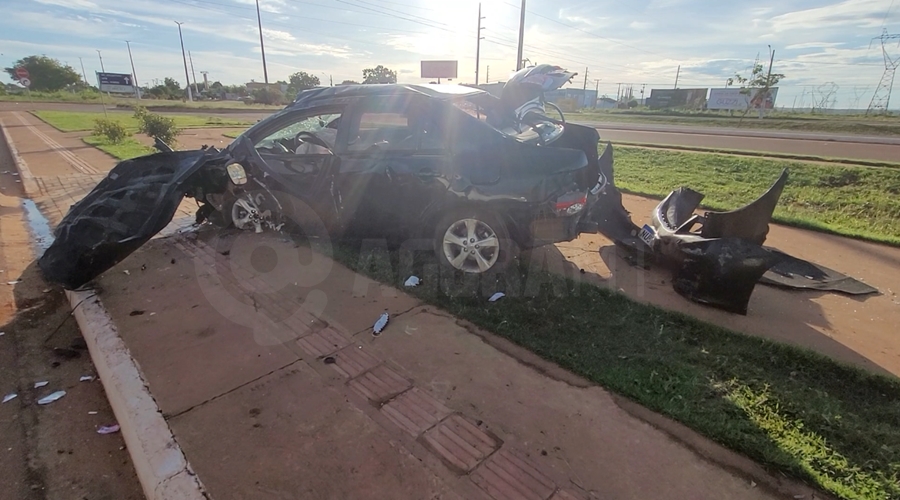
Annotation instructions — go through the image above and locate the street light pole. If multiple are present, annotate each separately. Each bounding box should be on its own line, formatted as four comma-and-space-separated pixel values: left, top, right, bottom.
256, 0, 269, 84
96, 50, 105, 72
125, 40, 142, 99
188, 50, 200, 95
475, 3, 485, 85
78, 57, 88, 85
515, 0, 526, 70
174, 21, 193, 102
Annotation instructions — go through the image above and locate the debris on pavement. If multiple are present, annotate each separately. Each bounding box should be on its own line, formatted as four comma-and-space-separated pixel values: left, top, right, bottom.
34, 381, 49, 389
323, 356, 336, 365
79, 375, 94, 382
97, 424, 121, 435
88, 411, 98, 415
0, 331, 5, 336
373, 312, 389, 336
123, 270, 130, 276
2, 393, 17, 404
488, 292, 505, 302
404, 276, 420, 287
37, 391, 66, 405
7, 280, 22, 285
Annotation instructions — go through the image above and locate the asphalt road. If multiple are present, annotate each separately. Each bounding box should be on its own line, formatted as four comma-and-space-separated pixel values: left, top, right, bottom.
579, 121, 900, 163
4, 101, 900, 162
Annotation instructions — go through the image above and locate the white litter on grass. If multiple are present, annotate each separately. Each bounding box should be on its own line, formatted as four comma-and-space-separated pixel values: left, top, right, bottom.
2, 393, 16, 404
373, 312, 389, 335
97, 424, 120, 435
404, 276, 420, 287
79, 376, 94, 382
34, 381, 49, 389
37, 391, 66, 405
123, 270, 130, 275
488, 292, 505, 302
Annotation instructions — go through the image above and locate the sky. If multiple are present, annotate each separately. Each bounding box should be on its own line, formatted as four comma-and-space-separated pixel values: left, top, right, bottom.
1, 0, 899, 109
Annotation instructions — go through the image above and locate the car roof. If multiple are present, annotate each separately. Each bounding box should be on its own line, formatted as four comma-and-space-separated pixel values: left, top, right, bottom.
290, 83, 485, 107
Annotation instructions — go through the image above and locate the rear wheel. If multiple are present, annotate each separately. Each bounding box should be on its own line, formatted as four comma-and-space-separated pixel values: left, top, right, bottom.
434, 209, 517, 274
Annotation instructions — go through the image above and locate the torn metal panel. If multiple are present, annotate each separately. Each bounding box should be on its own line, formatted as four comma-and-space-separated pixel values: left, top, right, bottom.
762, 250, 879, 295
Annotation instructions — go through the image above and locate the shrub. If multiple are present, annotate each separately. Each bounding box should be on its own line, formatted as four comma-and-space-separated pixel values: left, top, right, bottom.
92, 118, 128, 144
138, 113, 180, 145
132, 104, 149, 122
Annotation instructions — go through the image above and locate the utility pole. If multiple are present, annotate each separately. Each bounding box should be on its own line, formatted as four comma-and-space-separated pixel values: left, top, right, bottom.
78, 57, 88, 86
594, 79, 599, 108
867, 29, 900, 115
515, 0, 526, 70
256, 0, 269, 84
200, 70, 209, 91
583, 67, 588, 90
125, 40, 141, 99
674, 65, 680, 89
188, 50, 200, 95
475, 3, 485, 85
96, 50, 105, 72
616, 83, 621, 102
174, 21, 193, 101
765, 45, 775, 88
486, 65, 490, 83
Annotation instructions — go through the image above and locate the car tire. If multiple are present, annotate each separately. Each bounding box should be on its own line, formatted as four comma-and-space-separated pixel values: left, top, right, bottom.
433, 208, 518, 275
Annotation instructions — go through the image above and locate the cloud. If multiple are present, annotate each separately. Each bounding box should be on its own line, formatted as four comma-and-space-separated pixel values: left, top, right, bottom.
785, 42, 846, 50
770, 0, 898, 31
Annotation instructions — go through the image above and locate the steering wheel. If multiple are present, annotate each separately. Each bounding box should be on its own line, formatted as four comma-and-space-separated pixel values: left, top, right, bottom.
295, 131, 331, 152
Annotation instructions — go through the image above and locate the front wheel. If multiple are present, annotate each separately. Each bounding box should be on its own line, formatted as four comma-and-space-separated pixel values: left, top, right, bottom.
433, 209, 517, 274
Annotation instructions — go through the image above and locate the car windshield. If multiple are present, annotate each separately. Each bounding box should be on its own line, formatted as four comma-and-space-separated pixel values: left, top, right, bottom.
255, 113, 342, 149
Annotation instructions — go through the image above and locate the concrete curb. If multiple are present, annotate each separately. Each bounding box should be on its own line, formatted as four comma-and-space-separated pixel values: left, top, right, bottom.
67, 289, 208, 500
0, 118, 39, 196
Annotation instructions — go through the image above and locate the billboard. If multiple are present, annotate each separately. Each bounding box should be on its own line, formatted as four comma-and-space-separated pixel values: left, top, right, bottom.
420, 60, 458, 79
707, 88, 779, 110
97, 72, 136, 94
647, 88, 708, 109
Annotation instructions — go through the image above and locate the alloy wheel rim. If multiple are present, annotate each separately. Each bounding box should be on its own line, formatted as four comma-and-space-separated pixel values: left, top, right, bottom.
442, 218, 500, 273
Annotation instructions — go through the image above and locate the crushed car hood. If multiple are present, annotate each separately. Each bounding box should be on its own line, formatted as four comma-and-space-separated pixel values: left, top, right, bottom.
39, 150, 214, 289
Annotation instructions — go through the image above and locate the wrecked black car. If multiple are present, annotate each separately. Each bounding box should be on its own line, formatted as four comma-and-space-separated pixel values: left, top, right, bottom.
40, 65, 620, 289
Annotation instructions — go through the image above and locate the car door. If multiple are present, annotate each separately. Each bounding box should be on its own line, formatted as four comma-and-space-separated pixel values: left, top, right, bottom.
246, 106, 346, 229
334, 96, 451, 238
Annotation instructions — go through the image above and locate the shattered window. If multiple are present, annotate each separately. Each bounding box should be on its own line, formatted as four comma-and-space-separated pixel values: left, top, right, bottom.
348, 112, 417, 151
255, 112, 342, 153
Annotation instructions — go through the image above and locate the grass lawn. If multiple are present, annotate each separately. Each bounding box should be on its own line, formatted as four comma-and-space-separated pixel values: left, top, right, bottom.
576, 109, 900, 137
614, 147, 900, 246
33, 110, 251, 133
330, 240, 900, 500
82, 135, 154, 160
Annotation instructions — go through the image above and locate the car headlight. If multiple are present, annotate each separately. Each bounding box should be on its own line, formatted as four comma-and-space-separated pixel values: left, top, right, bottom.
226, 163, 248, 185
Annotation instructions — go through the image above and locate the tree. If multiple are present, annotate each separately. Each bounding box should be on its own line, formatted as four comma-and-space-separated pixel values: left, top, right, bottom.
727, 60, 785, 121
727, 62, 784, 89
252, 87, 285, 105
362, 65, 397, 84
3, 55, 81, 92
339, 80, 359, 85
287, 71, 320, 96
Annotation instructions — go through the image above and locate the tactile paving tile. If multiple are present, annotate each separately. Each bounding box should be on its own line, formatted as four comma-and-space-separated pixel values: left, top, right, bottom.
295, 328, 349, 358
349, 365, 412, 404
471, 448, 557, 500
381, 387, 452, 437
421, 414, 501, 474
330, 345, 381, 379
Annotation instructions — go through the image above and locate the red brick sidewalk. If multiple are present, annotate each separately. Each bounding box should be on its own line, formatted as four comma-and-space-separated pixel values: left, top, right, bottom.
93, 228, 808, 500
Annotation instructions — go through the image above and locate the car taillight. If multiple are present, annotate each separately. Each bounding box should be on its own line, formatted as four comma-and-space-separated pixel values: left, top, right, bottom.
555, 192, 587, 216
